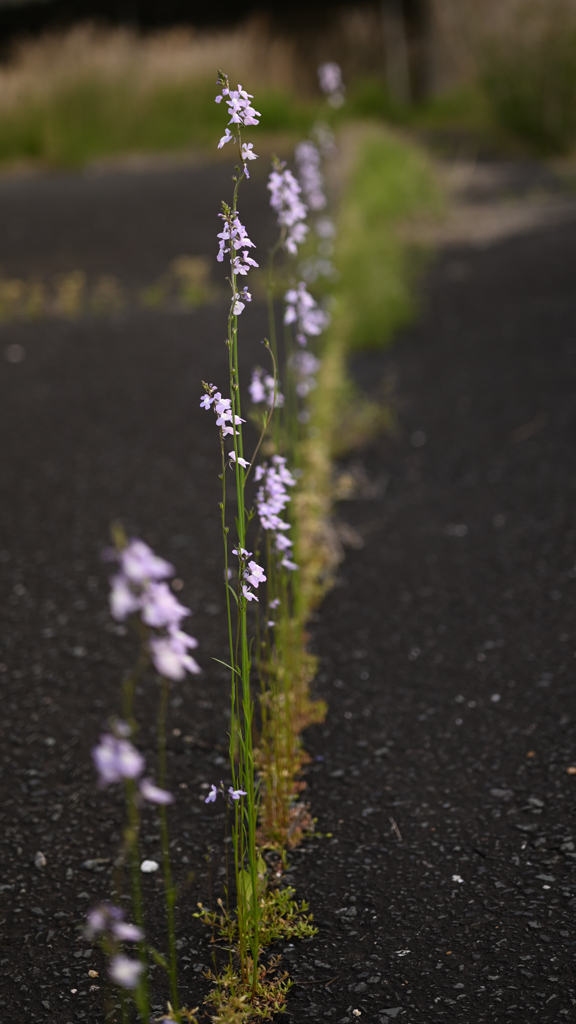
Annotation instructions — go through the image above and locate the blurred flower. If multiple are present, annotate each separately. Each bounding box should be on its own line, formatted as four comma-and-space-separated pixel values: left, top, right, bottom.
268, 161, 309, 256
109, 954, 143, 990
93, 735, 144, 785
318, 61, 345, 107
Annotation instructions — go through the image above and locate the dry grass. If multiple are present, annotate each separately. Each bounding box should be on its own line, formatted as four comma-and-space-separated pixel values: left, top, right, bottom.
0, 20, 299, 111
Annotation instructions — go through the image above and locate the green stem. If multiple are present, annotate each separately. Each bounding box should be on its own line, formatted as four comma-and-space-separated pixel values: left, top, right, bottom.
124, 779, 150, 1022
158, 676, 179, 1013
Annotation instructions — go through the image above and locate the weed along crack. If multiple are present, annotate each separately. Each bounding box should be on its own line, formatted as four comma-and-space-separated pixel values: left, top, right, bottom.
3, 39, 576, 1024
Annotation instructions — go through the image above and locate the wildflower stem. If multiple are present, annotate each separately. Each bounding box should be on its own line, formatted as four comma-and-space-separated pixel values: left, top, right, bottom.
124, 778, 150, 1021
158, 675, 179, 1013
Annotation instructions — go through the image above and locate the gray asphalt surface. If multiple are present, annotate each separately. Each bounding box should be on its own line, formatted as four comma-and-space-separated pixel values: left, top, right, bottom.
2, 155, 576, 1024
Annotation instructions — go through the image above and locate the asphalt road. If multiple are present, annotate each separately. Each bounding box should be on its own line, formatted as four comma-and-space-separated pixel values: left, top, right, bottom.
1, 156, 576, 1024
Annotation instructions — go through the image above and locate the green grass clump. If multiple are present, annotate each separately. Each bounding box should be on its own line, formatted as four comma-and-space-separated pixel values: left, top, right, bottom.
0, 77, 319, 167
336, 126, 441, 352
481, 18, 576, 155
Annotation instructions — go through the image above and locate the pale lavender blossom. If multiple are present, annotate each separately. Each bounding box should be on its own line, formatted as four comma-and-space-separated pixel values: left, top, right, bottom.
106, 538, 200, 680
295, 141, 326, 211
93, 734, 145, 785
234, 547, 266, 601
318, 61, 345, 107
284, 282, 330, 344
215, 76, 261, 135
232, 547, 251, 558
267, 161, 309, 256
232, 286, 252, 315
228, 786, 247, 800
241, 142, 258, 177
109, 954, 143, 990
112, 921, 145, 942
204, 781, 247, 804
141, 582, 190, 629
86, 902, 124, 938
217, 213, 257, 271
249, 367, 284, 408
293, 350, 321, 397
109, 574, 141, 622
149, 628, 200, 681
139, 778, 174, 805
229, 451, 250, 469
245, 560, 267, 588
255, 456, 298, 569
120, 539, 174, 585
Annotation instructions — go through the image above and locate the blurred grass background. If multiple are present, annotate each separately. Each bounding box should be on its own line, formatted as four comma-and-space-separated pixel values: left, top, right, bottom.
0, 1, 575, 168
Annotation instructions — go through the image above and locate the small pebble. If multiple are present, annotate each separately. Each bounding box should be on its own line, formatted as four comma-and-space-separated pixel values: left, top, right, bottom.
141, 859, 159, 873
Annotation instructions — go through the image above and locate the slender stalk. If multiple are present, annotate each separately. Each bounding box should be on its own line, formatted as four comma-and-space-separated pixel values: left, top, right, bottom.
157, 676, 179, 1013
124, 779, 150, 1022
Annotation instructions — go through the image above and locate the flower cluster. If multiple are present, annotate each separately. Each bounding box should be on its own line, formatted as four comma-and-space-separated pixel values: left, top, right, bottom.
249, 367, 284, 408
267, 161, 309, 256
93, 723, 174, 805
200, 385, 250, 467
217, 211, 258, 314
295, 141, 326, 211
204, 780, 247, 805
284, 281, 330, 346
216, 75, 261, 147
292, 350, 321, 397
255, 457, 298, 570
233, 546, 267, 602
200, 384, 244, 437
107, 539, 200, 682
318, 61, 345, 107
86, 903, 144, 990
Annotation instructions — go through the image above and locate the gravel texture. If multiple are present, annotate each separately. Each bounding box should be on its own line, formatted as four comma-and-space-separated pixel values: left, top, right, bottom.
1, 158, 576, 1023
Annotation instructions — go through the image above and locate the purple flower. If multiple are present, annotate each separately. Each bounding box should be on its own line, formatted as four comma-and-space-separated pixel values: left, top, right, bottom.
228, 786, 247, 800
245, 560, 266, 588
228, 451, 250, 469
141, 582, 190, 629
292, 350, 321, 397
267, 161, 309, 256
255, 457, 299, 570
109, 954, 143, 990
204, 784, 218, 803
215, 77, 261, 136
318, 61, 345, 107
120, 539, 174, 585
139, 778, 174, 805
112, 920, 144, 942
249, 367, 284, 409
295, 141, 326, 211
86, 902, 124, 937
284, 282, 330, 342
241, 142, 258, 177
93, 735, 144, 785
149, 628, 200, 681
242, 584, 258, 602
218, 127, 234, 149
109, 574, 140, 622
217, 213, 256, 271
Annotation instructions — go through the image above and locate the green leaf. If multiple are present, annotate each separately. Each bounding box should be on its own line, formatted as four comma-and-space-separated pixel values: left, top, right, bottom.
212, 657, 240, 675
147, 945, 169, 972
